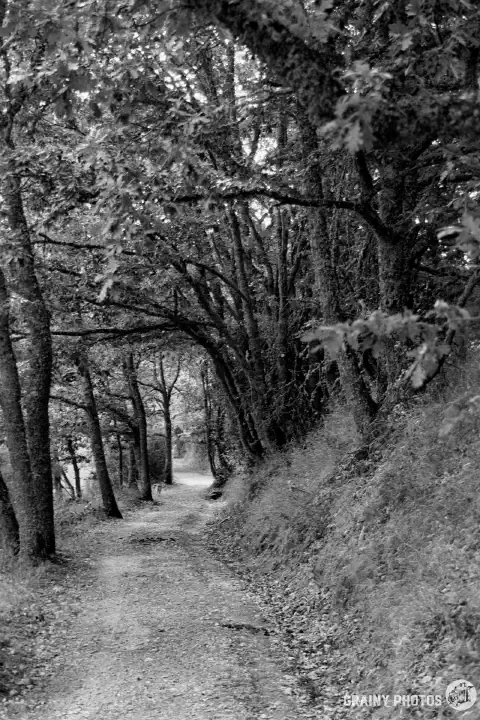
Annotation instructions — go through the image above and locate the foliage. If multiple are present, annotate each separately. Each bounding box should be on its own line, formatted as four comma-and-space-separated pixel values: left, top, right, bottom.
303, 300, 472, 389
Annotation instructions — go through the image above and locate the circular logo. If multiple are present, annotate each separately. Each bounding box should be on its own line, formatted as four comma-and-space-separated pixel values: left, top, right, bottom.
446, 680, 477, 711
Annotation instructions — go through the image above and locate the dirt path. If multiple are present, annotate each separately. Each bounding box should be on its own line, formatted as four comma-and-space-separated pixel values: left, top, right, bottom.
12, 472, 316, 720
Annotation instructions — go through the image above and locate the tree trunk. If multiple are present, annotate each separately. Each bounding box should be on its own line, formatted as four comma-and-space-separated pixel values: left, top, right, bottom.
75, 349, 122, 519
201, 368, 233, 498
276, 207, 289, 390
0, 34, 55, 552
227, 207, 281, 448
376, 161, 419, 386
155, 353, 182, 485
60, 468, 75, 498
0, 469, 19, 554
67, 437, 82, 499
216, 408, 234, 480
201, 367, 218, 479
203, 340, 265, 458
337, 348, 378, 437
127, 441, 139, 487
116, 433, 124, 486
0, 269, 47, 562
52, 463, 63, 500
208, 408, 233, 498
3, 158, 55, 554
298, 109, 377, 437
123, 353, 152, 501
52, 450, 74, 499
227, 207, 266, 395
132, 430, 142, 483
163, 400, 173, 485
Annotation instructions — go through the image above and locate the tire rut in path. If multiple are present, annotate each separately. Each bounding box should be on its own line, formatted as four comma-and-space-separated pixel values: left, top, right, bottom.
17, 478, 315, 720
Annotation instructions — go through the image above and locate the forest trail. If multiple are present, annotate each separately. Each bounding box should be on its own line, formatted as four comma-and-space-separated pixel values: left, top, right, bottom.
13, 471, 312, 720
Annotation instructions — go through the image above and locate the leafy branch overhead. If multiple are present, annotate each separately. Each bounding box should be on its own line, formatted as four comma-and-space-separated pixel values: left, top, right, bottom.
303, 300, 473, 390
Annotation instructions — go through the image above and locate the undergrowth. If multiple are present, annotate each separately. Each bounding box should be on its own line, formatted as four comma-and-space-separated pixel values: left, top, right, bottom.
208, 352, 480, 719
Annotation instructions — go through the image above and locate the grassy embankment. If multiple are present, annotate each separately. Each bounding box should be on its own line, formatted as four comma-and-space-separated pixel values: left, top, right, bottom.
208, 352, 480, 717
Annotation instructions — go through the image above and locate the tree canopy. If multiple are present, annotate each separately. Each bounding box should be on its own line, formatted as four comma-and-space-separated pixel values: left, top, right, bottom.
1, 0, 480, 559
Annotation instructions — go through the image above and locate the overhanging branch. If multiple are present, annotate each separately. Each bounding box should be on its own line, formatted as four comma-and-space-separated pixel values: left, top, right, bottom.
172, 187, 394, 241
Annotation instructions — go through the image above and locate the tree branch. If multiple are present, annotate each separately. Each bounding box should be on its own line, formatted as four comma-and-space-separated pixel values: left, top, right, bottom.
171, 187, 395, 241
52, 322, 176, 337
36, 232, 137, 256
50, 394, 87, 410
